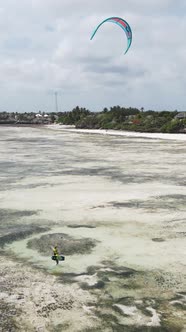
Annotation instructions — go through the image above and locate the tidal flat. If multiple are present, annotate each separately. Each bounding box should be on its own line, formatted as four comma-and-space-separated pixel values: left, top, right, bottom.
0, 125, 185, 331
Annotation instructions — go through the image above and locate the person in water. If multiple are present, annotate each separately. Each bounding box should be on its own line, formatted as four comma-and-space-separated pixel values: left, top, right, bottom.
53, 245, 59, 265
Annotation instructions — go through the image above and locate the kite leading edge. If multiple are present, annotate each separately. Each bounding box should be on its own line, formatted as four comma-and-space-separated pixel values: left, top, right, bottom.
90, 17, 132, 54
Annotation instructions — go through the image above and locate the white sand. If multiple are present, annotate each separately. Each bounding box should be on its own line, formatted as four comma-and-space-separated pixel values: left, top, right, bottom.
47, 124, 186, 141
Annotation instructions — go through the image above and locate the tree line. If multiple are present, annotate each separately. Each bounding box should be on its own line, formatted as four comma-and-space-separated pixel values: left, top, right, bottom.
57, 106, 186, 133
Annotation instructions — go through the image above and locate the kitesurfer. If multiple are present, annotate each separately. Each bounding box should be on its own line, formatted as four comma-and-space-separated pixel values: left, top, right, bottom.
53, 245, 59, 265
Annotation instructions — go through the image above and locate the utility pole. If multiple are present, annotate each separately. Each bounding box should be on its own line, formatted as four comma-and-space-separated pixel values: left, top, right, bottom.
55, 91, 58, 113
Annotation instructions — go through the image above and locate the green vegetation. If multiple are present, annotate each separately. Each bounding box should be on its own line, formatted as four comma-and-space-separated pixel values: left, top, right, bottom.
57, 106, 90, 125
57, 106, 186, 134
0, 107, 185, 133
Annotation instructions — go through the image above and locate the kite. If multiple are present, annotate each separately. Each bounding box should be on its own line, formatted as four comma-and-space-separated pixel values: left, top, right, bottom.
90, 17, 132, 54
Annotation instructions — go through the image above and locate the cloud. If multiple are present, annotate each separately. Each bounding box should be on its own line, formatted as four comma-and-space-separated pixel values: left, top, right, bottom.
0, 0, 186, 112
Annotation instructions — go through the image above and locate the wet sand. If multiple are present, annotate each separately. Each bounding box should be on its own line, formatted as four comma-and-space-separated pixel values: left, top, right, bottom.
0, 125, 185, 331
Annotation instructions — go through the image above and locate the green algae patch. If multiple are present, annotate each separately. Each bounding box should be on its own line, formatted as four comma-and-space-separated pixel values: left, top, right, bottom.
27, 233, 98, 256
0, 226, 49, 248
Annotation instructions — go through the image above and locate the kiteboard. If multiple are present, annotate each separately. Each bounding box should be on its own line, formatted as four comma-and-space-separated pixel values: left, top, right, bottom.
51, 255, 65, 261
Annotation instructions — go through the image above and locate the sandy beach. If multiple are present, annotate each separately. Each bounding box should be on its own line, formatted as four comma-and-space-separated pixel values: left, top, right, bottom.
0, 125, 185, 331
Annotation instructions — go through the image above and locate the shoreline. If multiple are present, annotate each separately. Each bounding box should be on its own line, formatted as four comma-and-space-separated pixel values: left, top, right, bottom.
46, 124, 186, 141
1, 123, 186, 141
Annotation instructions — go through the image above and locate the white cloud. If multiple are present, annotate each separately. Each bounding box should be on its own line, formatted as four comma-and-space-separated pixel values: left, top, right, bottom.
0, 0, 186, 112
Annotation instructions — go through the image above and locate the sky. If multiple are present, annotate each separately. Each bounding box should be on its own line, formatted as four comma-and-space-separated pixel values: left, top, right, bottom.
0, 0, 186, 113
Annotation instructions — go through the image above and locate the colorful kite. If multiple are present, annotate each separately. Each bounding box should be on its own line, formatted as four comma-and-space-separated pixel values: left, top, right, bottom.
90, 17, 132, 54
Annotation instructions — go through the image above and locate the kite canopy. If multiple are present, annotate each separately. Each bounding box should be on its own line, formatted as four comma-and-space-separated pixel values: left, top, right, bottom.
90, 17, 132, 54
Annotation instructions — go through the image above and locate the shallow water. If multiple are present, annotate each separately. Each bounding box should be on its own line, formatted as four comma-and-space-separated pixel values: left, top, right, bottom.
0, 125, 186, 331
